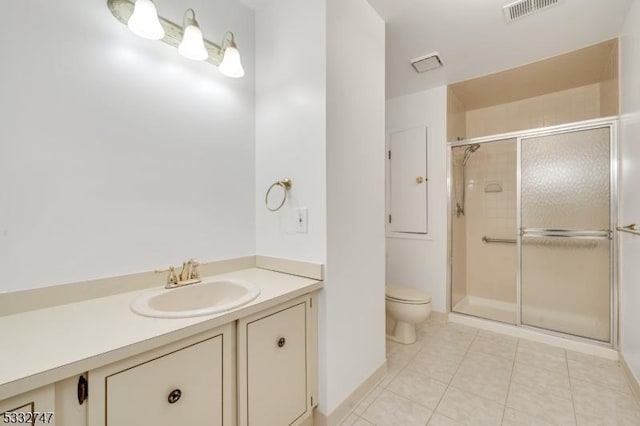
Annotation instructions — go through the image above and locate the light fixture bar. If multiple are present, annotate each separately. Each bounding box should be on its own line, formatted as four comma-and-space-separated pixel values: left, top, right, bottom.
107, 0, 225, 66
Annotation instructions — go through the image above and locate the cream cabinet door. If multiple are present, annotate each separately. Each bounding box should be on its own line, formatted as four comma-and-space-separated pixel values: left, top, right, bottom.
89, 324, 234, 426
0, 384, 55, 425
238, 295, 317, 426
107, 336, 222, 425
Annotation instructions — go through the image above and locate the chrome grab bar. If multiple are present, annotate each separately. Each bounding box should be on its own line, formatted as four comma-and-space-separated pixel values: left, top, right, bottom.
482, 236, 516, 244
521, 228, 611, 240
617, 224, 640, 236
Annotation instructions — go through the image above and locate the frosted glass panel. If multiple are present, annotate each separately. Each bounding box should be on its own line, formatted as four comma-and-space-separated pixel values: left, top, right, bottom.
521, 127, 610, 230
520, 126, 611, 342
521, 236, 610, 341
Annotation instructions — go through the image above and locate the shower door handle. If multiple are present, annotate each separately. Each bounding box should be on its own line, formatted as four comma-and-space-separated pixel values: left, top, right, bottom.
521, 228, 612, 240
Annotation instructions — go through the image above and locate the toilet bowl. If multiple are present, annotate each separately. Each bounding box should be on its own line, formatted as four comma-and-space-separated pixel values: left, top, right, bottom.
386, 284, 431, 344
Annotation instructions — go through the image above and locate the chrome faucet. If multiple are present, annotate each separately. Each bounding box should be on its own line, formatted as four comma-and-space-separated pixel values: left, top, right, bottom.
155, 259, 202, 289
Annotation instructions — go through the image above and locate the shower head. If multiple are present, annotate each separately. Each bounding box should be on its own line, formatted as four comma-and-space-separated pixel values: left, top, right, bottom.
462, 143, 480, 166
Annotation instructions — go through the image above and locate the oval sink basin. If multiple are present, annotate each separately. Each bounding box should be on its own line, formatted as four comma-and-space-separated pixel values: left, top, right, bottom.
130, 279, 261, 318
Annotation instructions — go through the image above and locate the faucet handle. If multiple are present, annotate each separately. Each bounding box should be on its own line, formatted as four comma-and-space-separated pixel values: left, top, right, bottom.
189, 259, 201, 279
155, 266, 178, 286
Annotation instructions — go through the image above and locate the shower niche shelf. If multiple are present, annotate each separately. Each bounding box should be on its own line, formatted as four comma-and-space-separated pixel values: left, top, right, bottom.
447, 39, 619, 142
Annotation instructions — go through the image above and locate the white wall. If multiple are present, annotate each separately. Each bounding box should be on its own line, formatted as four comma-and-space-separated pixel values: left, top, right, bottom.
386, 87, 449, 312
255, 0, 385, 416
0, 0, 256, 292
254, 0, 326, 263
322, 0, 386, 414
619, 0, 640, 384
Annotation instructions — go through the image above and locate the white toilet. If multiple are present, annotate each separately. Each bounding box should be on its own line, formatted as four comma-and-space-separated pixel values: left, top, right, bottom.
385, 284, 432, 344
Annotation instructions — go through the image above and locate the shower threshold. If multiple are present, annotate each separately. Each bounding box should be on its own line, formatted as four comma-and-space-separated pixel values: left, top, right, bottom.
453, 296, 516, 324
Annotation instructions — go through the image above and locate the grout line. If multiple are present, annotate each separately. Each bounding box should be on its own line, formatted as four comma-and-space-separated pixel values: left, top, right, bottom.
501, 338, 520, 425
564, 348, 579, 426
429, 327, 479, 419
384, 386, 436, 411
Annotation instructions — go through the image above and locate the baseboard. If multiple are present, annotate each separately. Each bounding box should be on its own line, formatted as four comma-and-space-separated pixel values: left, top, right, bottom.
620, 352, 640, 403
430, 310, 448, 322
314, 361, 386, 426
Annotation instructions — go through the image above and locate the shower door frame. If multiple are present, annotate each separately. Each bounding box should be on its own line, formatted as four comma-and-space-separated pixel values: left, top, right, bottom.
447, 116, 619, 348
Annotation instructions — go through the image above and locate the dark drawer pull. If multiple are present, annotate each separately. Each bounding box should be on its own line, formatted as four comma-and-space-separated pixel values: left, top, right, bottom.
77, 375, 88, 405
277, 337, 286, 348
168, 389, 182, 404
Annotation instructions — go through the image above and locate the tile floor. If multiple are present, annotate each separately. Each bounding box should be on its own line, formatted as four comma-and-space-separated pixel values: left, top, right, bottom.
340, 317, 640, 426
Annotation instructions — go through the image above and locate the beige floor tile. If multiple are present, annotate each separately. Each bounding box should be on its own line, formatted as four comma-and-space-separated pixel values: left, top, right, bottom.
420, 334, 473, 359
387, 368, 448, 409
568, 357, 632, 395
386, 339, 423, 358
427, 413, 464, 425
353, 385, 384, 416
405, 349, 464, 384
575, 412, 631, 426
386, 347, 416, 365
445, 322, 480, 336
566, 350, 617, 366
511, 360, 572, 401
516, 340, 568, 376
361, 389, 432, 426
470, 331, 518, 360
571, 378, 640, 425
506, 380, 576, 425
502, 408, 554, 425
459, 349, 515, 374
518, 339, 566, 358
450, 361, 512, 404
421, 323, 478, 342
352, 417, 375, 426
436, 386, 504, 426
340, 413, 361, 426
380, 355, 411, 387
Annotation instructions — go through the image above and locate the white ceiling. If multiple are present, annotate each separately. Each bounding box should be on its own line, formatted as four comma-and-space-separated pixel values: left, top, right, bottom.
368, 0, 634, 99
239, 0, 633, 99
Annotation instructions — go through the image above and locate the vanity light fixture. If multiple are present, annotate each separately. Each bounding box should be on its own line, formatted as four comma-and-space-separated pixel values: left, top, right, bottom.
127, 0, 164, 40
218, 33, 245, 78
107, 0, 245, 78
178, 9, 208, 61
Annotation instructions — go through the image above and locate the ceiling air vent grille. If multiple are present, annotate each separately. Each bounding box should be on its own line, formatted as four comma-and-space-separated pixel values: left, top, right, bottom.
410, 52, 443, 73
503, 0, 559, 22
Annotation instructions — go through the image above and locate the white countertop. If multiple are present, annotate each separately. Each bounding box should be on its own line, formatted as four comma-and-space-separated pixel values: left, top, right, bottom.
0, 268, 322, 400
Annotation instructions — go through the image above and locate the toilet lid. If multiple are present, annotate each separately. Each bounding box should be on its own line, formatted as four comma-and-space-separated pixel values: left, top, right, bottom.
385, 284, 431, 304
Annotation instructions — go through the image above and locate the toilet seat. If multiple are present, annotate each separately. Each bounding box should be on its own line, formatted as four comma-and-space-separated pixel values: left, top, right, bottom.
385, 284, 431, 305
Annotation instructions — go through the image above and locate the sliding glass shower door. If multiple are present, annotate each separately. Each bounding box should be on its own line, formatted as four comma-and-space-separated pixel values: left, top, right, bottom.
519, 127, 612, 342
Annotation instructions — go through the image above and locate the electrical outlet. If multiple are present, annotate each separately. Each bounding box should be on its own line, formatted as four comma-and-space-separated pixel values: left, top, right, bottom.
296, 208, 308, 233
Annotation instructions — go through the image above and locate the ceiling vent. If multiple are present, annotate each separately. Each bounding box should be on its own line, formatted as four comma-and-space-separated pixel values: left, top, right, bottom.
503, 0, 559, 23
410, 52, 443, 73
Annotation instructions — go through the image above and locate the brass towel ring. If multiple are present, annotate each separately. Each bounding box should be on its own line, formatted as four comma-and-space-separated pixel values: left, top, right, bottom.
265, 179, 292, 211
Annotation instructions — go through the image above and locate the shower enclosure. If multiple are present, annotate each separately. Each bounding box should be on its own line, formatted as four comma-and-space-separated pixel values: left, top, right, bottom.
449, 119, 616, 344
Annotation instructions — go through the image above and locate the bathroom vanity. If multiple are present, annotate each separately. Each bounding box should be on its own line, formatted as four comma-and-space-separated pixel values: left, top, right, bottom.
0, 268, 321, 426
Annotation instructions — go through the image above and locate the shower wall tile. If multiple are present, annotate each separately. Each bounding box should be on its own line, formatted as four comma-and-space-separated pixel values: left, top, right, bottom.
463, 139, 518, 305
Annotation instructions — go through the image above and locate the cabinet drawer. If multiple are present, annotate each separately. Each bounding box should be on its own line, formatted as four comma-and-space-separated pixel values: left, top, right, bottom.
246, 302, 307, 426
105, 336, 223, 426
0, 385, 55, 426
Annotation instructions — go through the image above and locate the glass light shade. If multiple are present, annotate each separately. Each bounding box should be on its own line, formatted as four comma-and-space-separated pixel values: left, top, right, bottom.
218, 46, 245, 78
178, 25, 208, 61
128, 0, 165, 40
